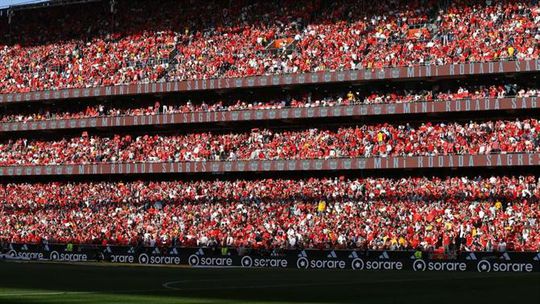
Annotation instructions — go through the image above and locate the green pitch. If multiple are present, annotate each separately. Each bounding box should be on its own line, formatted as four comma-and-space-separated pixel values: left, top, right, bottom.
0, 261, 539, 304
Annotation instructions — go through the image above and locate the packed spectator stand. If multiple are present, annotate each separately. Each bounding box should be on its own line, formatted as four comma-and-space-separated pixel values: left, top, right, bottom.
0, 0, 539, 255
1, 176, 539, 252
0, 0, 538, 93
0, 118, 540, 166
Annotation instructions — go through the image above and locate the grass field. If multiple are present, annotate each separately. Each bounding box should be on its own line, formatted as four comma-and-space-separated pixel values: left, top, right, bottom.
0, 261, 539, 304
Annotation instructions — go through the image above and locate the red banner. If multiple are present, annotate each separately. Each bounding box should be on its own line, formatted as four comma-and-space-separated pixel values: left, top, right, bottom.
0, 153, 538, 176
1, 97, 538, 132
0, 60, 539, 104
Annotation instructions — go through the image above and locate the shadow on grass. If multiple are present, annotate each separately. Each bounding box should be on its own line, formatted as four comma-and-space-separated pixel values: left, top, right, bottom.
0, 261, 539, 304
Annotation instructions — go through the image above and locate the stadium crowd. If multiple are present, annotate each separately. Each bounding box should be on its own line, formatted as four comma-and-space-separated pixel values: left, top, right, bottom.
1, 176, 539, 251
0, 118, 539, 166
1, 0, 539, 256
1, 0, 538, 93
1, 84, 538, 123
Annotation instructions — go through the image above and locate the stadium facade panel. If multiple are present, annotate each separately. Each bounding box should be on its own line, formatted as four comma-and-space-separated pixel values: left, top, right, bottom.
0, 153, 538, 176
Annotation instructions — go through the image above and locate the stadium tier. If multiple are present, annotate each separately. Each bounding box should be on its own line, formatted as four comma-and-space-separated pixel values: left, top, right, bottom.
0, 0, 540, 259
1, 177, 539, 251
0, 84, 538, 124
0, 119, 539, 166
0, 0, 538, 94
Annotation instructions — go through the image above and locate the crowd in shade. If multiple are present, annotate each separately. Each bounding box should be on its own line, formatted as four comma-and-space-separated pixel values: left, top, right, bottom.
0, 0, 538, 93
0, 118, 539, 166
1, 176, 538, 251
1, 84, 538, 123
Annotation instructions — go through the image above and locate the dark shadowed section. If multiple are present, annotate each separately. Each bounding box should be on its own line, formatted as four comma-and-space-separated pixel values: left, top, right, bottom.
0, 261, 539, 303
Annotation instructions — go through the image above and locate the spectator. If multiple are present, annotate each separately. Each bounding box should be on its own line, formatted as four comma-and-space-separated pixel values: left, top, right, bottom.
0, 176, 538, 251
1, 0, 538, 93
1, 118, 539, 166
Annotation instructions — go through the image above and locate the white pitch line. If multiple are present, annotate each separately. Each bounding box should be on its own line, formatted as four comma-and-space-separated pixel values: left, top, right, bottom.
162, 279, 329, 291
161, 274, 522, 292
0, 291, 95, 297
161, 279, 393, 291
0, 288, 165, 297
